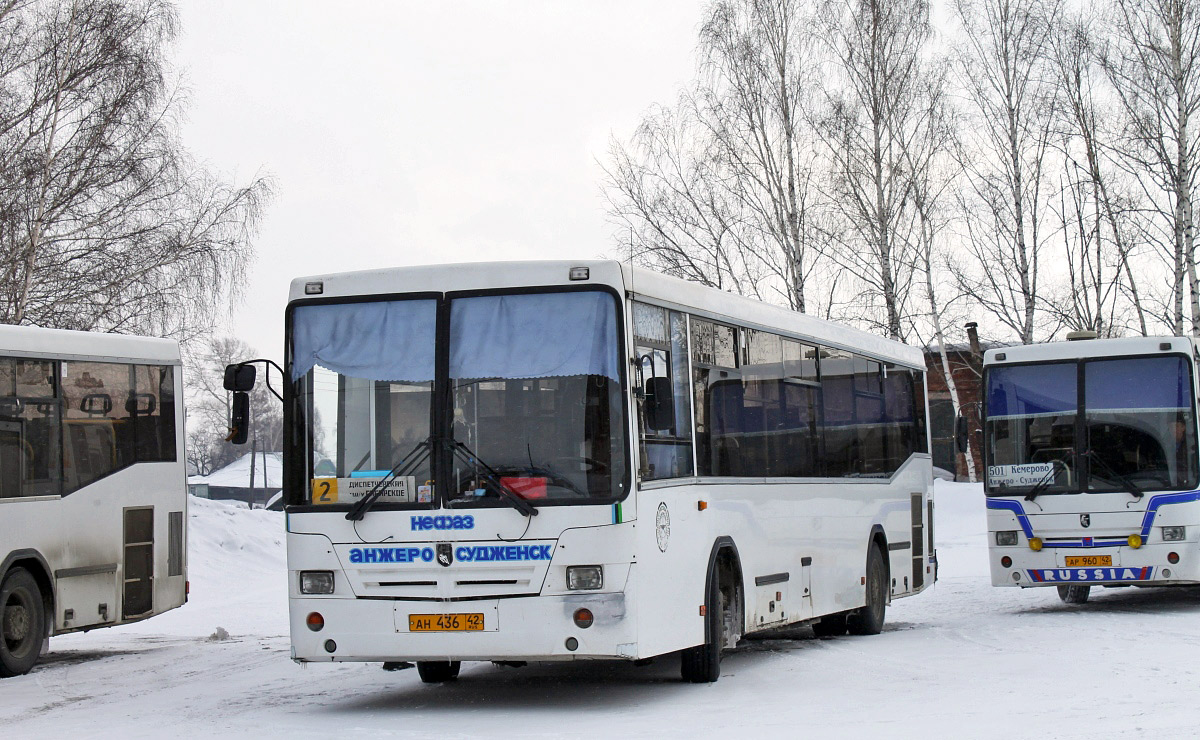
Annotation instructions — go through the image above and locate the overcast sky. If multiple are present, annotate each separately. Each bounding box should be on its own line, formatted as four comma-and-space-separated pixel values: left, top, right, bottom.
174, 1, 708, 361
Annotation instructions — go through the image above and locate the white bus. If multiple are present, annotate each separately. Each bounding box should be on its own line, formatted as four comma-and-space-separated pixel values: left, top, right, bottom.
0, 326, 186, 677
273, 261, 934, 682
981, 334, 1200, 603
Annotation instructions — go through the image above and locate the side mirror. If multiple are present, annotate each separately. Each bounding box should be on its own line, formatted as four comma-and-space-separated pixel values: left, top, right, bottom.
224, 363, 256, 392
955, 414, 970, 453
227, 391, 250, 445
644, 376, 675, 432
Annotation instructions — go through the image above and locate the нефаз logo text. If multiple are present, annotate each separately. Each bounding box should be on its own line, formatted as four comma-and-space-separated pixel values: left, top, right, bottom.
411, 515, 474, 531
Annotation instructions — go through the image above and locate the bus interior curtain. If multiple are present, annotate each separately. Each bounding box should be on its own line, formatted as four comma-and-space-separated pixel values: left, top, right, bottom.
1084, 357, 1189, 411
449, 292, 620, 382
987, 363, 1077, 418
291, 300, 437, 382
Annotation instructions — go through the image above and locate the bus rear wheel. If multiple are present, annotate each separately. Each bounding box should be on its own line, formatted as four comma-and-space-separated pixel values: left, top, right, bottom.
416, 660, 461, 683
1057, 585, 1090, 604
847, 544, 887, 636
1, 568, 45, 678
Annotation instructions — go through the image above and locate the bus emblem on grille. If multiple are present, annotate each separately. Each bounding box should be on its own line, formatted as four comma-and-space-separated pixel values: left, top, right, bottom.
1080, 514, 1090, 528
436, 543, 453, 567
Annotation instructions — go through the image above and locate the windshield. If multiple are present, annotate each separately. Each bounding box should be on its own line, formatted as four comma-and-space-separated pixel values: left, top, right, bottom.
985, 355, 1197, 494
293, 299, 437, 505
289, 290, 627, 507
446, 292, 626, 503
1084, 356, 1196, 492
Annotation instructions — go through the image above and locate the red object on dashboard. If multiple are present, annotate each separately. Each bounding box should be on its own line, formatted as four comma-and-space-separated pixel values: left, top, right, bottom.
500, 477, 547, 499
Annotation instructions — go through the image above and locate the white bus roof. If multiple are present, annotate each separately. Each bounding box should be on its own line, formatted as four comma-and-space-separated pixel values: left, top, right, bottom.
288, 260, 924, 369
0, 324, 180, 364
984, 335, 1198, 365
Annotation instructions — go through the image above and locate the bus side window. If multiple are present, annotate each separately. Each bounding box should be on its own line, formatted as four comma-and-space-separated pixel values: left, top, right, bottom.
633, 303, 694, 480
62, 361, 134, 492
0, 358, 62, 498
132, 364, 177, 462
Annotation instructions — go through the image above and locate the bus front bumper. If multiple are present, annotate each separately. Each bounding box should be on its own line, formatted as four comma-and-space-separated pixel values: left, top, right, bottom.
989, 542, 1200, 587
290, 592, 636, 663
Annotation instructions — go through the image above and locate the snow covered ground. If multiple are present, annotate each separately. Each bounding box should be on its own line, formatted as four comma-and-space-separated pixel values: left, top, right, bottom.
5, 482, 1200, 738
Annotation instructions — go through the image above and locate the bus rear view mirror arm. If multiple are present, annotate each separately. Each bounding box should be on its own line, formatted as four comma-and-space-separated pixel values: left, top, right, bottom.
224, 359, 285, 402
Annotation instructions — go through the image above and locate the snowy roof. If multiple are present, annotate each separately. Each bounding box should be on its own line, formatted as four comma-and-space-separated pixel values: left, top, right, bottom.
189, 451, 283, 489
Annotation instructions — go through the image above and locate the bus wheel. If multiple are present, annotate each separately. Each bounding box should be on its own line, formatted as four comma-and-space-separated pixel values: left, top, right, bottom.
1, 568, 45, 678
812, 612, 849, 637
416, 660, 461, 683
1057, 585, 1090, 604
848, 544, 887, 636
680, 567, 724, 683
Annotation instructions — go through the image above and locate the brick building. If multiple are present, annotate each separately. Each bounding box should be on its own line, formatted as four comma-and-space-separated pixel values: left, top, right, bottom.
924, 322, 989, 481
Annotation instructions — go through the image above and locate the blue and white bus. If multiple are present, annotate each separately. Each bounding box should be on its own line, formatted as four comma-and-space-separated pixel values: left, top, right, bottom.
982, 334, 1199, 603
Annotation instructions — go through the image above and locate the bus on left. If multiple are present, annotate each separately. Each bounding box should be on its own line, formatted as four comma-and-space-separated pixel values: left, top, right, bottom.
0, 325, 186, 677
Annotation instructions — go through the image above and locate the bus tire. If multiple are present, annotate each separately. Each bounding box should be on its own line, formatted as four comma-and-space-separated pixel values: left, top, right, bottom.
812, 612, 849, 637
416, 660, 461, 683
848, 544, 887, 636
680, 566, 724, 683
1, 567, 45, 678
1057, 585, 1090, 604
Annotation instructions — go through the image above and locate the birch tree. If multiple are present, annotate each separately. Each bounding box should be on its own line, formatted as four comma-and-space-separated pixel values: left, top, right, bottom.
902, 67, 978, 480
1101, 0, 1200, 336
0, 0, 269, 340
952, 0, 1062, 344
1047, 14, 1150, 336
816, 0, 932, 342
605, 0, 832, 313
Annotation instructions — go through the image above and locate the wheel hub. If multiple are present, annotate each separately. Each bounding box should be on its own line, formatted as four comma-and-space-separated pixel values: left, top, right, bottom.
3, 603, 29, 643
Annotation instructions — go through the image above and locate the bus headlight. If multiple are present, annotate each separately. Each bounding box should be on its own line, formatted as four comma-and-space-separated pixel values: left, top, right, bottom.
300, 571, 335, 594
566, 566, 603, 590
996, 531, 1018, 546
1163, 526, 1186, 542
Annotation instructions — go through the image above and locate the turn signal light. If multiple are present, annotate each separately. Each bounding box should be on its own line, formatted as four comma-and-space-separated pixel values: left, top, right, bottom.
1128, 534, 1143, 549
306, 612, 325, 632
573, 608, 594, 629
1000, 556, 1012, 568
1169, 552, 1180, 564
1029, 537, 1043, 552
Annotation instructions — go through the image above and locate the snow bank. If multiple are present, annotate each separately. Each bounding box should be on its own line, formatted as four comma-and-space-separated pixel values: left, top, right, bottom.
119, 495, 288, 639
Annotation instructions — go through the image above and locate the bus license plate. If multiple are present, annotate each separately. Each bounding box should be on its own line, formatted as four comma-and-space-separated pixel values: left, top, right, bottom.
409, 613, 484, 632
1065, 555, 1112, 567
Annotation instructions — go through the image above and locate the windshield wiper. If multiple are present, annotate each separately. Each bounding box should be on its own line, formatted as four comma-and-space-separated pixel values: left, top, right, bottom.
1024, 460, 1063, 503
1084, 449, 1144, 500
450, 440, 538, 518
345, 437, 432, 521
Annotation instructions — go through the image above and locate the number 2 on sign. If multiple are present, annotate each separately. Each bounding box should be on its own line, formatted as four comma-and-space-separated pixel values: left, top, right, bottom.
312, 478, 338, 504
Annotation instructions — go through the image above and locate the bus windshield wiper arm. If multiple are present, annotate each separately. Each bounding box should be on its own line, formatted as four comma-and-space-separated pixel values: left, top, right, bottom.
450, 440, 538, 518
1024, 460, 1062, 502
1084, 449, 1144, 500
345, 438, 432, 521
